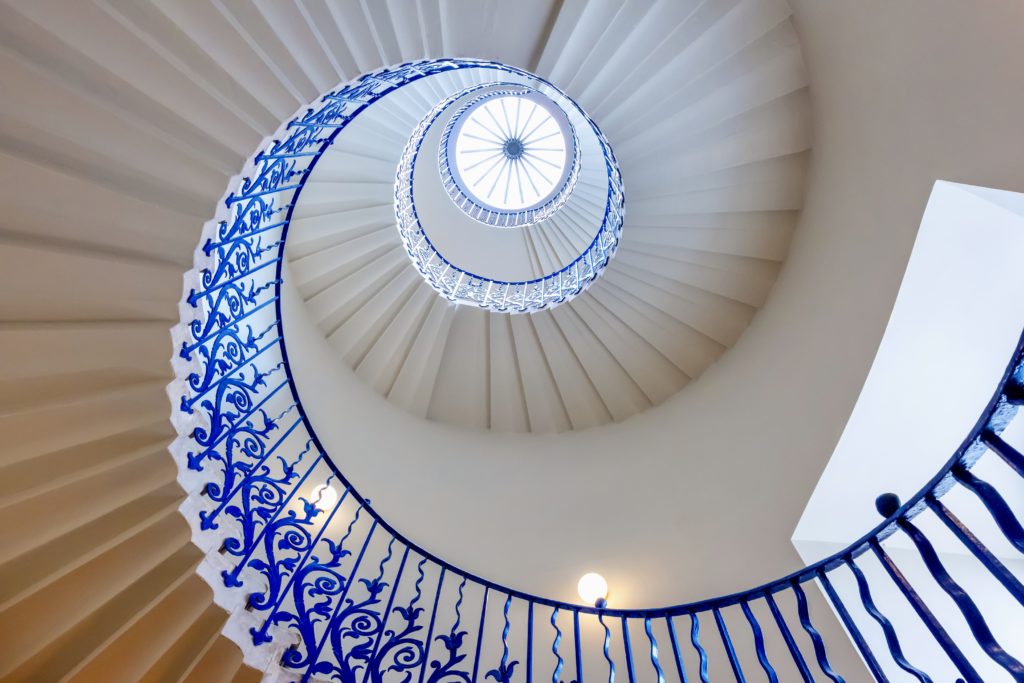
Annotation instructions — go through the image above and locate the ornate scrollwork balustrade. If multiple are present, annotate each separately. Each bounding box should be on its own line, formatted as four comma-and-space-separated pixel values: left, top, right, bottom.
170, 58, 1024, 682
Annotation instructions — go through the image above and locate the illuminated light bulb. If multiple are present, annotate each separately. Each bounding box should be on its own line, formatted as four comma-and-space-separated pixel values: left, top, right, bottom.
312, 484, 337, 512
577, 572, 609, 608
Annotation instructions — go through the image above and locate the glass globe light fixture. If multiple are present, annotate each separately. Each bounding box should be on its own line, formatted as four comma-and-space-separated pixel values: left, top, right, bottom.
577, 572, 609, 608
312, 484, 338, 512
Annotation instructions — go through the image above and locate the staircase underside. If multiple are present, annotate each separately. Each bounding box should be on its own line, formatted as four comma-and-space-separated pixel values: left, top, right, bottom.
4, 0, 1024, 680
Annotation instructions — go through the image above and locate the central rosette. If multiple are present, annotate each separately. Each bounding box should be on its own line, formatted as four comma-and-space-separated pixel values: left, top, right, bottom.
395, 78, 623, 313
445, 90, 575, 218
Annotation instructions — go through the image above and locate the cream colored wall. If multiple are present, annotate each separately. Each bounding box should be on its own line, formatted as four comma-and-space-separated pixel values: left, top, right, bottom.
2, 1, 1023, 680
287, 0, 1024, 607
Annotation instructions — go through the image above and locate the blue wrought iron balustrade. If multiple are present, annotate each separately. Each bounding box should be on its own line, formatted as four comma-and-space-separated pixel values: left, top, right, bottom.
394, 80, 622, 314
171, 59, 1024, 682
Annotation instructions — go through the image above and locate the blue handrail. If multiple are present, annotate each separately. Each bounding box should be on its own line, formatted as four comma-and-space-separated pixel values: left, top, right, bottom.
394, 76, 622, 313
171, 58, 1024, 681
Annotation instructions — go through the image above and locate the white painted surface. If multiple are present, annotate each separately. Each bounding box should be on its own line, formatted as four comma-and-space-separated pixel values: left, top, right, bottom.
794, 182, 1024, 555
792, 182, 1024, 680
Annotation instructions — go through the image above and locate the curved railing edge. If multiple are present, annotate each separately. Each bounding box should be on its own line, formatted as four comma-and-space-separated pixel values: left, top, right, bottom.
170, 57, 1024, 681
393, 67, 623, 313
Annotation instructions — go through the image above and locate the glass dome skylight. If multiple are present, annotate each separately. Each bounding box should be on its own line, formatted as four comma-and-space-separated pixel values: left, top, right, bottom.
453, 95, 567, 210
440, 88, 579, 227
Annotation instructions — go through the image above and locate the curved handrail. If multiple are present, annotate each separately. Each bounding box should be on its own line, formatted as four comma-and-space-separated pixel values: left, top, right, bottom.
394, 77, 622, 313
171, 58, 1024, 681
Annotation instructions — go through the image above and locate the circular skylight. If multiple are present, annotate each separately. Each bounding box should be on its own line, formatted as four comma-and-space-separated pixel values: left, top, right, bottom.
440, 88, 578, 226
453, 95, 568, 211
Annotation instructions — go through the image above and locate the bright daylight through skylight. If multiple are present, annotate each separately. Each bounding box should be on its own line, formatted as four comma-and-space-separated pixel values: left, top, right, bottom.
453, 95, 568, 211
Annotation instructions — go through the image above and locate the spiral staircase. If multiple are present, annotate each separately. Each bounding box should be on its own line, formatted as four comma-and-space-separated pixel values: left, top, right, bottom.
2, 1, 1024, 682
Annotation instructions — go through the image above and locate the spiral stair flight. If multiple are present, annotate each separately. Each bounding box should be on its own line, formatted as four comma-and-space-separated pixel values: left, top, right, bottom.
4, 1, 1024, 682
284, 1, 808, 431
0, 0, 808, 676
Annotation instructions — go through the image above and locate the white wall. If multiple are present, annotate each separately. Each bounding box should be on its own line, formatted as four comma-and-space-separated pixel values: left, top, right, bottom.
794, 182, 1024, 555
792, 182, 1024, 680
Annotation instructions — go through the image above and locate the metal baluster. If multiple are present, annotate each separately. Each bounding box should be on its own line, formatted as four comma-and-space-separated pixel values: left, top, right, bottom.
598, 611, 615, 683
485, 595, 517, 683
203, 414, 304, 525
981, 429, 1024, 477
739, 600, 778, 683
551, 607, 564, 683
689, 614, 709, 683
895, 514, 1024, 676
869, 538, 982, 683
573, 610, 583, 683
620, 617, 636, 683
712, 608, 745, 682
815, 569, 885, 682
953, 465, 1024, 552
182, 338, 282, 409
249, 486, 352, 642
361, 545, 411, 683
764, 592, 813, 682
643, 618, 666, 683
664, 616, 688, 683
416, 565, 446, 683
527, 602, 534, 683
300, 519, 378, 682
223, 447, 322, 581
188, 379, 290, 471
791, 579, 845, 682
1000, 377, 1024, 404
926, 496, 1024, 603
846, 557, 931, 683
471, 587, 490, 683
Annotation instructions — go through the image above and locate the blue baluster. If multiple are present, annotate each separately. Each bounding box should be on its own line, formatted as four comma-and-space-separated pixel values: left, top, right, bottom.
416, 565, 446, 683
981, 429, 1024, 477
360, 545, 411, 683
248, 486, 351, 643
764, 592, 813, 682
791, 579, 844, 682
598, 611, 615, 683
896, 515, 1024, 676
620, 617, 636, 683
527, 602, 534, 683
815, 569, 885, 682
739, 600, 778, 683
664, 616, 688, 683
689, 614, 709, 683
551, 607, 564, 683
712, 608, 745, 682
643, 618, 665, 683
426, 576, 470, 683
485, 595, 519, 683
952, 466, 1024, 552
846, 557, 931, 683
1001, 377, 1024, 405
926, 496, 1024, 603
471, 587, 490, 683
299, 519, 378, 681
573, 610, 583, 683
222, 444, 320, 577
869, 538, 982, 683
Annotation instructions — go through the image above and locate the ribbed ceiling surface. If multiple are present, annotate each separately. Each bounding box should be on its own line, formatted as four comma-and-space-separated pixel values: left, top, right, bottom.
0, 0, 805, 679
285, 0, 810, 432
